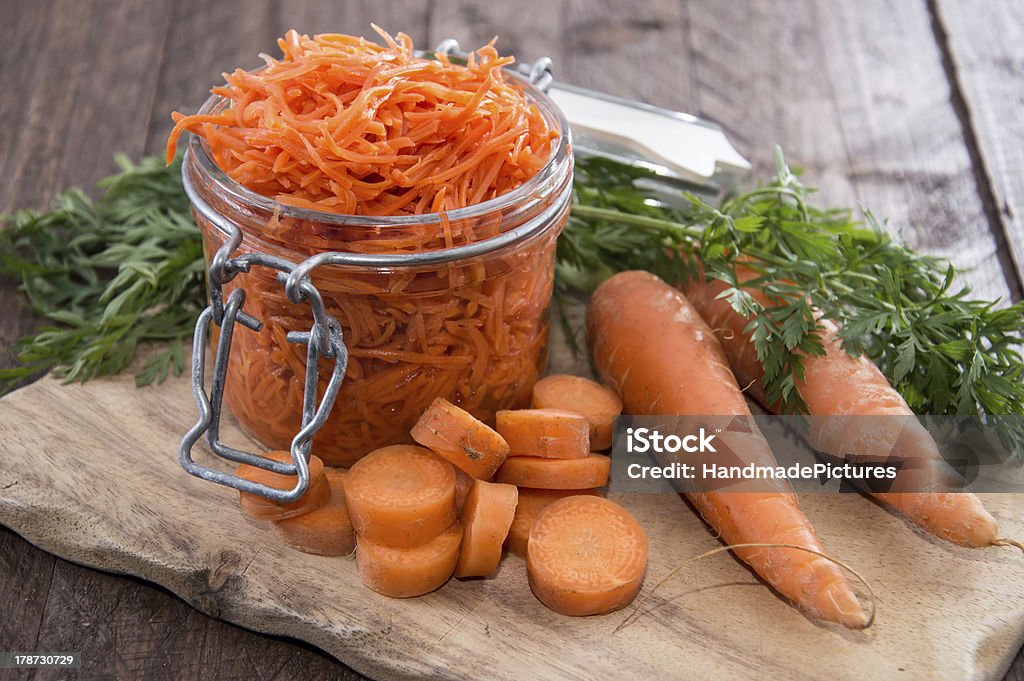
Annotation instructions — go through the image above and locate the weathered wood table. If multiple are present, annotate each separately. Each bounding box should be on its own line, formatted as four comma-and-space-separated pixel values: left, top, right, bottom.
2, 1, 1022, 679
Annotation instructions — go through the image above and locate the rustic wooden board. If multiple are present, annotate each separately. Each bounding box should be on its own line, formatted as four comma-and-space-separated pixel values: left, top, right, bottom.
2, 1, 1023, 677
1, 324, 1023, 681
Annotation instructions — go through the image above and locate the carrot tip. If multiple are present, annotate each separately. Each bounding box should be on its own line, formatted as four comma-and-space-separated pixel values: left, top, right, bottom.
993, 537, 1024, 554
615, 542, 876, 633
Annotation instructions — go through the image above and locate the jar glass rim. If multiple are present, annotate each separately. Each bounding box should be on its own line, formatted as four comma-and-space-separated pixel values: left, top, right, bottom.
186, 66, 571, 228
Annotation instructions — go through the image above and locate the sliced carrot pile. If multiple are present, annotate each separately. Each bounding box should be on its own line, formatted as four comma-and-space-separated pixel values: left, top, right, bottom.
343, 444, 456, 547
495, 454, 610, 490
236, 450, 331, 521
455, 480, 519, 578
167, 29, 556, 217
505, 488, 602, 558
411, 397, 510, 480
496, 409, 589, 459
530, 375, 623, 450
273, 468, 355, 556
357, 521, 464, 598
527, 496, 648, 616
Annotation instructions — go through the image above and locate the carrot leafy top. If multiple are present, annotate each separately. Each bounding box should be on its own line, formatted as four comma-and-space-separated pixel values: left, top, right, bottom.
561, 150, 1024, 451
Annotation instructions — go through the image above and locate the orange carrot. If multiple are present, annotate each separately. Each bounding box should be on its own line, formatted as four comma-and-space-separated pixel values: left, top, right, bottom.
235, 450, 331, 521
531, 375, 622, 450
527, 496, 647, 616
411, 397, 510, 479
356, 522, 464, 598
455, 480, 519, 578
496, 408, 590, 459
505, 488, 602, 558
274, 468, 356, 556
495, 454, 610, 490
343, 444, 456, 547
684, 269, 1002, 548
588, 271, 869, 628
454, 469, 475, 511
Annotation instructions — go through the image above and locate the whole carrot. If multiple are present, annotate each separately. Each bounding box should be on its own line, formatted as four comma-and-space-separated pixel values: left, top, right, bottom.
587, 271, 869, 628
683, 270, 1004, 548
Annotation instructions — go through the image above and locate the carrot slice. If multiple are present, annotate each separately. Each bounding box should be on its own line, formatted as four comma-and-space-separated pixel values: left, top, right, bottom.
357, 522, 464, 598
495, 454, 610, 490
495, 409, 590, 459
343, 444, 456, 547
273, 468, 355, 556
531, 375, 622, 450
455, 481, 519, 578
505, 488, 602, 558
454, 469, 474, 511
411, 397, 510, 479
236, 450, 330, 521
527, 496, 647, 616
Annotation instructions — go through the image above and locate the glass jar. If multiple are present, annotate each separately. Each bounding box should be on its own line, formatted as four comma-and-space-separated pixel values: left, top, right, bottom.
182, 79, 572, 467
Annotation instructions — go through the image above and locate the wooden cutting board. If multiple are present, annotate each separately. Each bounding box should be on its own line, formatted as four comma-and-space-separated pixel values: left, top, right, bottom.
1, 314, 1023, 681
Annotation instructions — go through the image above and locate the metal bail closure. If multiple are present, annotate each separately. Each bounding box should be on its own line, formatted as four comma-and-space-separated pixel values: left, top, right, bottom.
177, 161, 349, 503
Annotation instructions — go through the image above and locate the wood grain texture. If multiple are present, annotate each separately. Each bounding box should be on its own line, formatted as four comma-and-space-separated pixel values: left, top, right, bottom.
684, 0, 1014, 302
2, 0, 1024, 678
0, 335, 1023, 681
933, 0, 1024, 295
0, 0, 171, 212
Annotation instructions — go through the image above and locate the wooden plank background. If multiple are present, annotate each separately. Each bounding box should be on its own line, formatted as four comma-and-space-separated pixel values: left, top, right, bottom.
1, 0, 1021, 678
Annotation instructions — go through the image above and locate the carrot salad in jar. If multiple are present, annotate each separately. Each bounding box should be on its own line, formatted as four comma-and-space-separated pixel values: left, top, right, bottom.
168, 28, 572, 465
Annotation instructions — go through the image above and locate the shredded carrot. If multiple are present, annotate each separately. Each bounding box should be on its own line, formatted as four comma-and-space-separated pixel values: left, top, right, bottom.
167, 28, 556, 217
182, 30, 565, 466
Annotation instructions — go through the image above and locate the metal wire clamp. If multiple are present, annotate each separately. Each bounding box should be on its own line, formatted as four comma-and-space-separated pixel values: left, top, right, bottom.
176, 184, 350, 503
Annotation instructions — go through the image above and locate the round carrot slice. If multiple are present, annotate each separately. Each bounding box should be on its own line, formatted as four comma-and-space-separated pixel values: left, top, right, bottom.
343, 444, 456, 547
356, 521, 464, 598
505, 488, 603, 558
455, 481, 519, 578
495, 453, 610, 490
527, 496, 648, 616
273, 468, 355, 556
496, 408, 590, 459
236, 450, 330, 521
531, 375, 623, 450
411, 397, 510, 479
